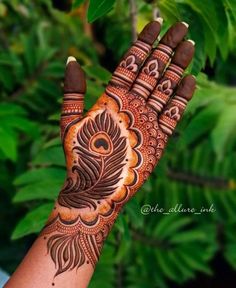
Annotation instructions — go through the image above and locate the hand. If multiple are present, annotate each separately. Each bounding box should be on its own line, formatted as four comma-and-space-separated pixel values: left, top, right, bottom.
42, 20, 196, 277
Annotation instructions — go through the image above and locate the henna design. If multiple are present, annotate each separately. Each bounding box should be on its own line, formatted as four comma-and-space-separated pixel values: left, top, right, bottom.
120, 55, 138, 72
58, 110, 127, 210
164, 106, 181, 121
43, 216, 112, 276
143, 59, 159, 79
147, 41, 194, 113
159, 75, 196, 135
41, 22, 196, 283
60, 58, 86, 139
131, 43, 173, 99
108, 21, 161, 89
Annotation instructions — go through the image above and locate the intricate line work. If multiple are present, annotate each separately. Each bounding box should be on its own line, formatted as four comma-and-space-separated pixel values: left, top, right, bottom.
159, 93, 188, 135
147, 64, 184, 114
43, 216, 111, 277
59, 110, 127, 210
105, 86, 167, 183
109, 39, 151, 88
120, 55, 138, 72
143, 59, 159, 78
164, 106, 180, 121
42, 22, 196, 284
61, 91, 85, 139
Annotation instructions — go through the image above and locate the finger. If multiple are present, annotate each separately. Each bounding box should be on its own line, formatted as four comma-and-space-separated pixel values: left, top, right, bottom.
130, 22, 189, 99
106, 19, 162, 94
159, 75, 196, 135
147, 40, 195, 113
60, 56, 86, 140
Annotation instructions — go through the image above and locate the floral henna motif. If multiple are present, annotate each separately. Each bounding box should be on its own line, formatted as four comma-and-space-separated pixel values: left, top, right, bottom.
41, 21, 196, 282
43, 90, 167, 278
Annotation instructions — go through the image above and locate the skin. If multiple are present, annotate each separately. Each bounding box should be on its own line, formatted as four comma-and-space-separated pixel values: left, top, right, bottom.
5, 19, 196, 288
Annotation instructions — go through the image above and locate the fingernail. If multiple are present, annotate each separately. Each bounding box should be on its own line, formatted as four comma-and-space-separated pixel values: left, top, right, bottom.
66, 56, 77, 65
181, 21, 189, 28
155, 17, 163, 25
187, 39, 195, 46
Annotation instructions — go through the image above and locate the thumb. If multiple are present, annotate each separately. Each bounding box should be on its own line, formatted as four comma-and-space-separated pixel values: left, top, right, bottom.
60, 56, 86, 140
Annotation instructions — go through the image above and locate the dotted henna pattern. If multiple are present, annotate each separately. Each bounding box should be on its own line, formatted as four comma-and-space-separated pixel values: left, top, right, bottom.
41, 21, 196, 282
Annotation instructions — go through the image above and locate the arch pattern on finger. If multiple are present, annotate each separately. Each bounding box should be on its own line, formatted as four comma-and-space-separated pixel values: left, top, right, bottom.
147, 40, 195, 113
61, 57, 86, 140
159, 75, 196, 135
106, 21, 161, 91
131, 22, 189, 99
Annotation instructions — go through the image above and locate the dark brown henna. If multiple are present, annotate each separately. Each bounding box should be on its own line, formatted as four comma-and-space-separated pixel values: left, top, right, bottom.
107, 20, 162, 89
159, 75, 196, 134
131, 22, 189, 99
147, 40, 195, 113
59, 111, 127, 210
160, 22, 188, 48
43, 216, 111, 276
41, 21, 196, 281
60, 58, 86, 139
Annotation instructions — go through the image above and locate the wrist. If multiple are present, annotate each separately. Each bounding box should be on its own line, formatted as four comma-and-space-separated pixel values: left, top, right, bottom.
40, 198, 118, 276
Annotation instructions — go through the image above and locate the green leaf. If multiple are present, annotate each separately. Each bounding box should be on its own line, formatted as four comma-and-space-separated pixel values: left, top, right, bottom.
13, 181, 63, 202
87, 0, 116, 23
37, 79, 61, 98
14, 167, 66, 186
168, 250, 195, 281
182, 102, 223, 146
211, 105, 236, 160
225, 243, 236, 269
0, 66, 14, 90
156, 250, 179, 282
0, 103, 26, 116
125, 199, 144, 228
214, 1, 230, 59
83, 65, 111, 83
224, 0, 236, 20
159, 0, 181, 22
169, 230, 207, 244
154, 214, 180, 237
11, 203, 54, 239
72, 0, 85, 9
44, 62, 64, 77
1, 117, 39, 138
22, 33, 37, 74
32, 146, 65, 166
183, 0, 218, 34
177, 245, 213, 275
43, 137, 61, 149
158, 217, 192, 240
0, 127, 17, 161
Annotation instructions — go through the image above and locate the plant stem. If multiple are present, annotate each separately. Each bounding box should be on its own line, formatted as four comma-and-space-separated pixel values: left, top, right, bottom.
129, 0, 137, 42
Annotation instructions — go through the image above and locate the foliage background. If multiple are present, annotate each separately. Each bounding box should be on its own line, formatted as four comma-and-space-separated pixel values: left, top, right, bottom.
1, 0, 236, 287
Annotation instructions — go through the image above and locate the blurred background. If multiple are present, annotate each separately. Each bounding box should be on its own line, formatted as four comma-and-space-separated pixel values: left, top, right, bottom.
1, 0, 236, 287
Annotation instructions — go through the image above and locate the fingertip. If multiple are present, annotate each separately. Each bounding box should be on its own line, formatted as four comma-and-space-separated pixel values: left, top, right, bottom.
138, 21, 162, 45
172, 40, 195, 69
160, 22, 189, 49
176, 75, 196, 100
64, 60, 86, 94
